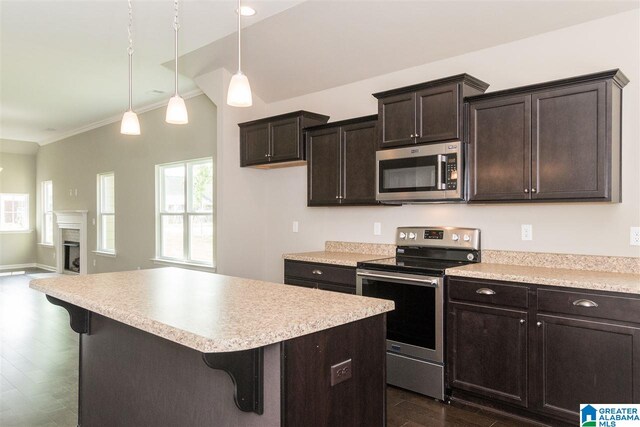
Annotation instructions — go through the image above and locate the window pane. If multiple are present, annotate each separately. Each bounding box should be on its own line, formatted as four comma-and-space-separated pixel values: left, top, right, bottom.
189, 215, 213, 263
101, 215, 115, 252
161, 215, 183, 259
44, 181, 53, 212
189, 162, 213, 213
101, 174, 115, 213
0, 194, 29, 231
45, 213, 53, 244
162, 165, 185, 213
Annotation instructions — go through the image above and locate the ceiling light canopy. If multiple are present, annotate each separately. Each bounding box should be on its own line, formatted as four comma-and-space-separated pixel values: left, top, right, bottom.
120, 0, 140, 136
238, 6, 256, 16
166, 0, 188, 124
227, 0, 253, 107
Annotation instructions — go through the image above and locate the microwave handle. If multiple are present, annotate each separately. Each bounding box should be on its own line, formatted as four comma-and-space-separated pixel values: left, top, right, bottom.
436, 155, 447, 190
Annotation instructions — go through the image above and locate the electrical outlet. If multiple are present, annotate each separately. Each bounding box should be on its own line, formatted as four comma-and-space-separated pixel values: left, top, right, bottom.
93, 259, 96, 267
631, 227, 640, 246
373, 222, 382, 236
92, 218, 96, 226
292, 221, 299, 233
521, 224, 533, 241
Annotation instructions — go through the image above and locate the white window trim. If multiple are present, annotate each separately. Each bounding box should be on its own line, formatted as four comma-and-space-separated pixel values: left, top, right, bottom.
41, 181, 53, 245
96, 172, 115, 254
0, 193, 30, 232
155, 158, 214, 266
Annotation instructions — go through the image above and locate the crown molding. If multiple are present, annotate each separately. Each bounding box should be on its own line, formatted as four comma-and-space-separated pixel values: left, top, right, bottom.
39, 89, 204, 146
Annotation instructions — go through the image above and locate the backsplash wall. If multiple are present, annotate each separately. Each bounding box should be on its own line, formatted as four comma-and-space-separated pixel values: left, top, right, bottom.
200, 10, 640, 283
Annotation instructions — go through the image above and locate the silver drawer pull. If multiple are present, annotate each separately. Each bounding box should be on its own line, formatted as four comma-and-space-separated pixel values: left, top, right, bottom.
573, 299, 598, 308
312, 269, 323, 275
476, 288, 496, 295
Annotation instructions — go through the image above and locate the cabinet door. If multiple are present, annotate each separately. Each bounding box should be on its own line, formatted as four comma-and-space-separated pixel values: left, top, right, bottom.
532, 82, 607, 200
307, 128, 340, 206
534, 315, 640, 422
416, 83, 459, 143
283, 277, 317, 289
468, 95, 532, 201
378, 92, 416, 148
269, 117, 301, 162
240, 123, 269, 166
341, 121, 378, 204
448, 302, 528, 407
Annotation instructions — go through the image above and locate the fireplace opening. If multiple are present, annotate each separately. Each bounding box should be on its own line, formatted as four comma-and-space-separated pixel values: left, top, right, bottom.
63, 241, 80, 274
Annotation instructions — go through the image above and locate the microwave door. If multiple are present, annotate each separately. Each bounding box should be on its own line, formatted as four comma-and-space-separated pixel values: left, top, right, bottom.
377, 155, 446, 201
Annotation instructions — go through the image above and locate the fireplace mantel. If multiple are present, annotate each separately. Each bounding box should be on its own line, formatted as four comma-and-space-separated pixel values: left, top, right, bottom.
54, 210, 88, 275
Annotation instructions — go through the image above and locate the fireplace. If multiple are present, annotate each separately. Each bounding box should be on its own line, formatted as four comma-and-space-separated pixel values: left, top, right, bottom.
54, 211, 88, 275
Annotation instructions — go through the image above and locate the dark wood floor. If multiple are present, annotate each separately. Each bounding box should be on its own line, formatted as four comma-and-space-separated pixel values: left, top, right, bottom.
1, 269, 540, 427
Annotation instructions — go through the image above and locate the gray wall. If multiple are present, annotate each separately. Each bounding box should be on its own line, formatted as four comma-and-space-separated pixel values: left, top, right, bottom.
0, 151, 37, 266
36, 94, 217, 272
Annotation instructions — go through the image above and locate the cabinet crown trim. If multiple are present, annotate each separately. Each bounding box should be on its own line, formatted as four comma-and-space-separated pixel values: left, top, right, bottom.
465, 69, 629, 103
238, 110, 330, 127
303, 114, 378, 132
372, 73, 490, 99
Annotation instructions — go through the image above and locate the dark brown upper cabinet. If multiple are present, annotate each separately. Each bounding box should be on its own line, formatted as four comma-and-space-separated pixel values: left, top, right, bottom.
373, 74, 489, 149
306, 115, 379, 206
239, 111, 329, 168
467, 69, 629, 203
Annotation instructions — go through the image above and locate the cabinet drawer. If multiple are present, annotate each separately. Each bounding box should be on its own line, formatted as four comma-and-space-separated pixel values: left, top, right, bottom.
537, 288, 640, 324
448, 277, 529, 309
284, 260, 356, 287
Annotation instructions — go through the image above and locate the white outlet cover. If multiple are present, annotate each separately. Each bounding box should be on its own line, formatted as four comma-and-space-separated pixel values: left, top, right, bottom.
292, 221, 299, 233
631, 227, 640, 246
521, 224, 533, 241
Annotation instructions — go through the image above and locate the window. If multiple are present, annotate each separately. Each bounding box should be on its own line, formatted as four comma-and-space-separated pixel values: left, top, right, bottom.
156, 158, 213, 265
42, 181, 53, 244
0, 193, 29, 232
97, 172, 115, 253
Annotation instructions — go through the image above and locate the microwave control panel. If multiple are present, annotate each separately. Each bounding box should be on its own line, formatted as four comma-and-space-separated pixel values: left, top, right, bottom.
446, 155, 458, 190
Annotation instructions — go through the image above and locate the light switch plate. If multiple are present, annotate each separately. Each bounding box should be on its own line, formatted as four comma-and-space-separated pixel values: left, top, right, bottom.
373, 222, 381, 236
292, 221, 299, 233
521, 224, 533, 241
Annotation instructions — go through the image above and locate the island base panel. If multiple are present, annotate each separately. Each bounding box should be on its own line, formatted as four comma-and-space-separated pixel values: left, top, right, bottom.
79, 313, 281, 427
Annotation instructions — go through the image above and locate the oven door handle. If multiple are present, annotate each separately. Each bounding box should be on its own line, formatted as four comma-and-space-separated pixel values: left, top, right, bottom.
357, 272, 438, 287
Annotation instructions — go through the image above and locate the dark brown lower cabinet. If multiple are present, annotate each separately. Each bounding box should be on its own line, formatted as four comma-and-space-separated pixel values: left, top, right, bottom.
447, 277, 640, 426
284, 260, 356, 294
535, 314, 640, 422
448, 302, 528, 407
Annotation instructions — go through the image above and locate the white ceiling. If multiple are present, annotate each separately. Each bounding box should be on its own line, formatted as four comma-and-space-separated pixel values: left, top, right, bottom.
0, 0, 303, 144
1, 0, 638, 145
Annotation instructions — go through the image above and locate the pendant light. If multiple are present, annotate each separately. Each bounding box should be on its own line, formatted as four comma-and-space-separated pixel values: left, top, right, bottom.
121, 0, 140, 135
166, 0, 188, 124
226, 0, 252, 107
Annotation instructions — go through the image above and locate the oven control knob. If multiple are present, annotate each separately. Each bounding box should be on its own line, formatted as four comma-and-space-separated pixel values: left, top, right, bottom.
452, 233, 460, 241
463, 235, 471, 242
408, 232, 417, 240
399, 232, 407, 239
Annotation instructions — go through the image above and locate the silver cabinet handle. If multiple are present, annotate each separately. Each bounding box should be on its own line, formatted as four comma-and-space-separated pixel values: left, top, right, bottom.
573, 299, 598, 308
536, 321, 542, 327
520, 319, 526, 324
312, 269, 323, 275
524, 189, 529, 193
475, 288, 496, 295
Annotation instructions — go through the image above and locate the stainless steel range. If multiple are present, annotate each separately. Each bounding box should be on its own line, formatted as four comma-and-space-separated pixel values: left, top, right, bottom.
356, 226, 480, 400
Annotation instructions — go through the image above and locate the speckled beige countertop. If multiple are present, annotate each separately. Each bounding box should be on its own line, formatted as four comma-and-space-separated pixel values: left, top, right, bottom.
446, 263, 640, 295
30, 268, 394, 353
283, 241, 395, 266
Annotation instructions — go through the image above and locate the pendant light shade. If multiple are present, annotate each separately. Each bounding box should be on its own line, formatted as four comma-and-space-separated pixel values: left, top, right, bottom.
227, 72, 253, 107
166, 0, 188, 124
121, 110, 140, 135
227, 0, 252, 107
166, 95, 188, 124
121, 0, 140, 136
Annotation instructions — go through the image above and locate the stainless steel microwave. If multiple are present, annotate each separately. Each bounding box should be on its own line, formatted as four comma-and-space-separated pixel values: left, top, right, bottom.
376, 142, 462, 203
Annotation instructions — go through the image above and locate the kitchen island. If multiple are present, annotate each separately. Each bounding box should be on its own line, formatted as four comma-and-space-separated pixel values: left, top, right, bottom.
30, 267, 394, 427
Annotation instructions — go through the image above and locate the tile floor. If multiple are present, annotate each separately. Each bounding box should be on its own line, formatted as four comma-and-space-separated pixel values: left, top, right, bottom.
0, 268, 540, 427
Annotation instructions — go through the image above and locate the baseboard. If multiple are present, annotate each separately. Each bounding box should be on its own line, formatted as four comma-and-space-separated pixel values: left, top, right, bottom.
36, 263, 57, 272
0, 263, 36, 271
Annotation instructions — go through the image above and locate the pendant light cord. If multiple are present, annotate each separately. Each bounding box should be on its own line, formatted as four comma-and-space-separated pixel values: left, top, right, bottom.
174, 0, 180, 96
127, 0, 134, 111
237, 0, 242, 72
